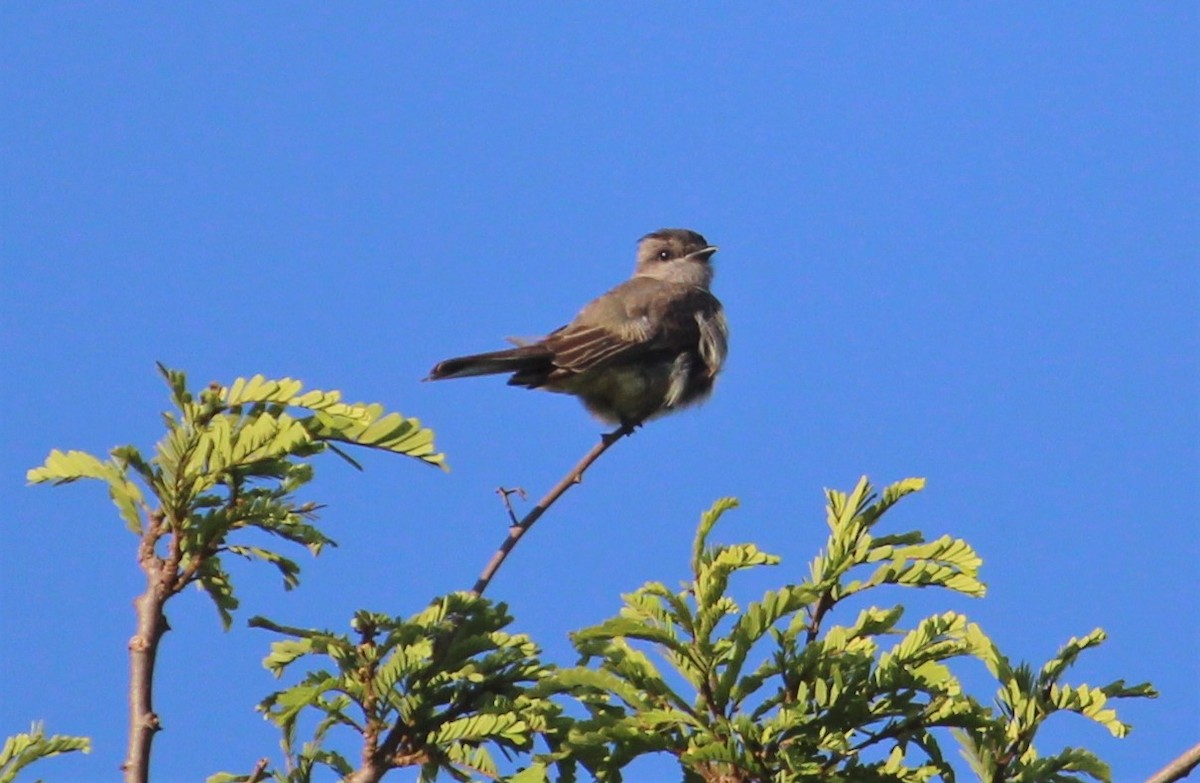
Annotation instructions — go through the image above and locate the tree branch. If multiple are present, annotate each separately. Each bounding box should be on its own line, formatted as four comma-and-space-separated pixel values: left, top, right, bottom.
347, 424, 638, 783
805, 589, 835, 646
471, 423, 636, 596
246, 757, 271, 783
1146, 742, 1200, 783
123, 510, 171, 783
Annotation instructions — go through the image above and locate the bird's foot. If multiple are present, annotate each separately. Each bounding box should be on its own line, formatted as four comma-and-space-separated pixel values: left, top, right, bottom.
603, 418, 644, 444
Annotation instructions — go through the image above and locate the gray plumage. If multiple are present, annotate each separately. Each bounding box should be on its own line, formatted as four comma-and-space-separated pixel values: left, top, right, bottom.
427, 228, 728, 425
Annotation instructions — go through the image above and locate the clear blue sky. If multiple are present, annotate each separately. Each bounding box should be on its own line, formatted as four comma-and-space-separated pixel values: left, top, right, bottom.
2, 5, 1196, 782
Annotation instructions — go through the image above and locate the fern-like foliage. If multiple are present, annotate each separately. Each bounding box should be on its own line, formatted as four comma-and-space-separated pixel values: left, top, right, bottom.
540, 477, 1153, 783
954, 629, 1156, 783
546, 477, 990, 782
0, 722, 90, 783
226, 594, 556, 783
27, 364, 445, 627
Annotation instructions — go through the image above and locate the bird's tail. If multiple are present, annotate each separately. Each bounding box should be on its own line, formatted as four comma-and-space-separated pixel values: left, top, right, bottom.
425, 345, 553, 381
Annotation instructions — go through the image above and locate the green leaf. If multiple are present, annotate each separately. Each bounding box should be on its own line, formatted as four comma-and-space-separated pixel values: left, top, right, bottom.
1048, 684, 1131, 738
691, 497, 740, 575
203, 773, 241, 783
224, 374, 305, 406
824, 475, 872, 534
34, 366, 448, 637
260, 672, 341, 728
848, 534, 986, 598
252, 597, 554, 781
432, 714, 524, 745
444, 744, 500, 779
1022, 746, 1110, 782
26, 449, 112, 485
508, 761, 550, 783
562, 479, 1086, 783
27, 449, 147, 534
1099, 679, 1157, 700
878, 476, 927, 512
0, 722, 91, 783
958, 624, 1156, 782
1040, 629, 1106, 685
543, 666, 657, 712
204, 768, 276, 783
304, 404, 446, 470
575, 616, 689, 656
226, 545, 302, 590
195, 555, 239, 629
262, 638, 317, 677
715, 583, 818, 706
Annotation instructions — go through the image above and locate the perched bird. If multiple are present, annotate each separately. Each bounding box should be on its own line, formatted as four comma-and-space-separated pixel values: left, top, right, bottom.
426, 228, 728, 426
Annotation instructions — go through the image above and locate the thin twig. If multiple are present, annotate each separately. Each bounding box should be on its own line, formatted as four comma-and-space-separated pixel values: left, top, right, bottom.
804, 590, 834, 645
349, 424, 637, 783
246, 757, 271, 783
471, 423, 636, 596
495, 486, 527, 526
1146, 742, 1200, 783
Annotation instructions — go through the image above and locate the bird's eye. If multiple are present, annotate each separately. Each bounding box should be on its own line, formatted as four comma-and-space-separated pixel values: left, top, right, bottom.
657, 249, 671, 260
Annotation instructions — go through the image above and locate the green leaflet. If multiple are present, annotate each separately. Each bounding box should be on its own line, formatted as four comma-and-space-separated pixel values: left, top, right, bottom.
26, 448, 116, 484
195, 555, 239, 630
28, 365, 446, 626
27, 448, 146, 533
0, 723, 90, 783
508, 761, 550, 783
955, 625, 1157, 781
249, 596, 556, 782
563, 481, 996, 781
813, 478, 984, 602
691, 496, 740, 574
556, 478, 1154, 783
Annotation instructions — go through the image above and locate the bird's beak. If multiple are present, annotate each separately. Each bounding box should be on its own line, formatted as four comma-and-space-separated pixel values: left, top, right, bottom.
690, 245, 719, 262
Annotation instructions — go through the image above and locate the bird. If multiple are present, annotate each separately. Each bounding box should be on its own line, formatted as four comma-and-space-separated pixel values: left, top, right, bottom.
426, 228, 728, 427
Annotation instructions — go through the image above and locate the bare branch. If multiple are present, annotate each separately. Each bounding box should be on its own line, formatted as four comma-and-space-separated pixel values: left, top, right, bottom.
123, 509, 171, 783
1146, 742, 1200, 783
804, 590, 834, 646
246, 757, 271, 783
471, 423, 636, 597
351, 422, 637, 783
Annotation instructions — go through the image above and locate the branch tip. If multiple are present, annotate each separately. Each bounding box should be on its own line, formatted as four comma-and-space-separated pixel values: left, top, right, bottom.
471, 421, 640, 596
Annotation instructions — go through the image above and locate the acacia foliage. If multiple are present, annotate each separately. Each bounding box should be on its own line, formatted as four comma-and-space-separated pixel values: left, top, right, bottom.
14, 368, 1153, 782
233, 599, 557, 783
27, 364, 444, 626
235, 479, 1153, 783
535, 479, 1154, 783
0, 723, 90, 783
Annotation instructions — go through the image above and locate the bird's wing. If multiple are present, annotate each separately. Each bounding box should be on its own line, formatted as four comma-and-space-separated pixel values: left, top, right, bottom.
543, 325, 644, 372
542, 278, 721, 374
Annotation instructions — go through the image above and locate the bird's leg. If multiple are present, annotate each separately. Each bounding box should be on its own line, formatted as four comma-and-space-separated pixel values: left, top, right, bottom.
604, 418, 643, 446
601, 428, 624, 447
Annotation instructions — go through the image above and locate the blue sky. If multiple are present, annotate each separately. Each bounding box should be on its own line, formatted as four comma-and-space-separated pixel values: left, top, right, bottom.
2, 5, 1196, 782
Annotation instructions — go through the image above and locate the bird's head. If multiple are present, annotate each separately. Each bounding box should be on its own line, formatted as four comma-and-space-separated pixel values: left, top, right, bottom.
634, 228, 718, 288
